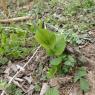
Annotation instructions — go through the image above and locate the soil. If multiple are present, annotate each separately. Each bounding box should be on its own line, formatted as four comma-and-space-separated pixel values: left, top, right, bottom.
59, 29, 95, 95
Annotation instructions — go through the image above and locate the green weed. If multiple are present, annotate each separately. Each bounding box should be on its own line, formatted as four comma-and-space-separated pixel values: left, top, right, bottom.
34, 25, 89, 92
0, 80, 23, 95
0, 25, 35, 64
74, 67, 89, 92
45, 87, 59, 95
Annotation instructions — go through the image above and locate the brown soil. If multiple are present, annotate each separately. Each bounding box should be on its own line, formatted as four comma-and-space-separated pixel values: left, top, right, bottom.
59, 29, 95, 95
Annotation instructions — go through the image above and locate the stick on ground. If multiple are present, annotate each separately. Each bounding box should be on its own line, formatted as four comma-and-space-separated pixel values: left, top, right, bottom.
0, 16, 33, 24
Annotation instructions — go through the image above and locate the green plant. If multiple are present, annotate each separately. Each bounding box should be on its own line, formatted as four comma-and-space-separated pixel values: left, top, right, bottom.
47, 66, 58, 78
0, 80, 23, 95
0, 26, 34, 62
74, 67, 89, 92
47, 54, 76, 77
45, 87, 59, 95
35, 26, 78, 78
0, 56, 8, 65
62, 55, 76, 74
64, 0, 95, 15
34, 23, 89, 93
6, 84, 23, 95
0, 80, 9, 90
33, 0, 46, 14
35, 28, 66, 56
50, 0, 59, 6
35, 27, 66, 77
82, 0, 95, 8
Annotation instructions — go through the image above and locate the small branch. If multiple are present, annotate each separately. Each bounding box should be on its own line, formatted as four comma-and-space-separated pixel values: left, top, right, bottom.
1, 46, 41, 95
0, 16, 33, 24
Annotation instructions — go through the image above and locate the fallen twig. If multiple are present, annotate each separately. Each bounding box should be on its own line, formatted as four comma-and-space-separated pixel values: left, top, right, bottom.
0, 16, 33, 24
1, 46, 41, 95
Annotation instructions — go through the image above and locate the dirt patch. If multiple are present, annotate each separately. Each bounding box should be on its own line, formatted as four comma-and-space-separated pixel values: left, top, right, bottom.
79, 30, 95, 95
69, 29, 95, 95
54, 29, 95, 95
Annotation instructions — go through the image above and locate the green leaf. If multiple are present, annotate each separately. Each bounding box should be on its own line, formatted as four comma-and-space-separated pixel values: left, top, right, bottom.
6, 84, 17, 95
15, 89, 23, 95
64, 55, 76, 67
0, 80, 23, 95
0, 48, 4, 55
35, 28, 56, 50
50, 57, 62, 66
62, 65, 70, 74
35, 29, 66, 56
82, 0, 94, 8
0, 80, 9, 90
37, 19, 44, 28
74, 67, 87, 82
47, 66, 57, 78
27, 23, 36, 33
0, 80, 6, 90
1, 33, 8, 47
6, 83, 23, 95
0, 57, 8, 65
53, 34, 66, 56
80, 78, 89, 92
45, 87, 59, 95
